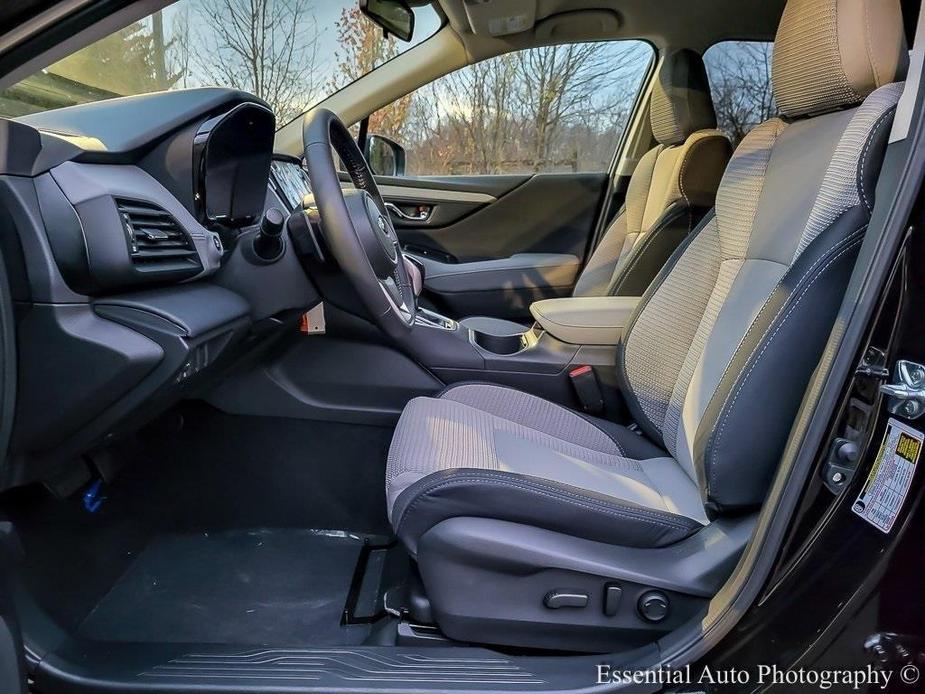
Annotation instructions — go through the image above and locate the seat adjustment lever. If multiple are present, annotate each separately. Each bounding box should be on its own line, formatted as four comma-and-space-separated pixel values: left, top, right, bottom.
544, 589, 589, 609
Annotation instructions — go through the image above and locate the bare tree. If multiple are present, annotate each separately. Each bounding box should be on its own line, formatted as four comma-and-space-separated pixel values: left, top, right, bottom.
393, 56, 520, 175
192, 0, 321, 122
361, 41, 651, 176
55, 18, 182, 95
329, 7, 412, 139
436, 55, 520, 174
515, 43, 624, 171
330, 7, 397, 85
705, 42, 775, 147
167, 8, 192, 88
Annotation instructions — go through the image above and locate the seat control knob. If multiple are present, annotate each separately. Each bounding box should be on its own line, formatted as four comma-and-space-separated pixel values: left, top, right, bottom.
544, 589, 589, 609
637, 590, 670, 622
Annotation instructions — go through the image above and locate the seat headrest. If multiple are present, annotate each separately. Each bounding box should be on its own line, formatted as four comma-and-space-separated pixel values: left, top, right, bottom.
772, 0, 908, 119
650, 48, 717, 146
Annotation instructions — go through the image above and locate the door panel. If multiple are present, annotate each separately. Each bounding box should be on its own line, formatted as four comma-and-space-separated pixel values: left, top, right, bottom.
376, 172, 609, 319
375, 175, 524, 248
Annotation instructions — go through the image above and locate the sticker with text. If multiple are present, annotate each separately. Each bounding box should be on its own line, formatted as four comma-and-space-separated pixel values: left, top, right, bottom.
852, 417, 922, 533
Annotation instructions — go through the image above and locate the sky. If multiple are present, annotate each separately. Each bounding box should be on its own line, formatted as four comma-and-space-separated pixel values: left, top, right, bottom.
159, 0, 443, 95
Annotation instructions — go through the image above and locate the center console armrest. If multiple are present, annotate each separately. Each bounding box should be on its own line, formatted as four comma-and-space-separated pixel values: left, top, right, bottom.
530, 296, 641, 345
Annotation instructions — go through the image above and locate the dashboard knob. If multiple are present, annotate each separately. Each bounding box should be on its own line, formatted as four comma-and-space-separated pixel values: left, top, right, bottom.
254, 207, 286, 261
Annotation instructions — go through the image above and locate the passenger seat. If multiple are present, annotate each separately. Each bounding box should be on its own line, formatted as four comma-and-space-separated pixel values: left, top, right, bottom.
574, 49, 732, 297
421, 49, 732, 329
437, 50, 732, 334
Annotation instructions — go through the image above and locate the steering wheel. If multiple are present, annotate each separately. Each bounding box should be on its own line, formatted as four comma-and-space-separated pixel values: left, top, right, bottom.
302, 108, 416, 338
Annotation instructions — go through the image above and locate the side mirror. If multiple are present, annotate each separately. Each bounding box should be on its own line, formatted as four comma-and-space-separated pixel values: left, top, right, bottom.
359, 0, 414, 42
364, 133, 406, 177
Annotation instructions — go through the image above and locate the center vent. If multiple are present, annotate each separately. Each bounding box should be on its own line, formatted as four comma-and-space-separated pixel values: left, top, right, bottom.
116, 199, 202, 272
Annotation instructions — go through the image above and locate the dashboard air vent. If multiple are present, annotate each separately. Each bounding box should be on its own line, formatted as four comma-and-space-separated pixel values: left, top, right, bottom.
116, 199, 200, 271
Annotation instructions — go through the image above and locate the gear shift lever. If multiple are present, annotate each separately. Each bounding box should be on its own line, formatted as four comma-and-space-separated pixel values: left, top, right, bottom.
404, 255, 424, 296
402, 255, 455, 330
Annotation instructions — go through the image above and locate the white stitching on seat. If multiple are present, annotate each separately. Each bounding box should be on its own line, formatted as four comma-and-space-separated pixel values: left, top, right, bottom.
705, 227, 867, 418
858, 110, 894, 211
707, 235, 865, 494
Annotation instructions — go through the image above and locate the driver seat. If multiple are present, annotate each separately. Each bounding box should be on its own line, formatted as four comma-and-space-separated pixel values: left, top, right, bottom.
385, 0, 908, 652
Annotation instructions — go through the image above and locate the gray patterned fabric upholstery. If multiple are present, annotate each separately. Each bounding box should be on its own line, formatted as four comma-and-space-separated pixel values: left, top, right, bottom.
386, 0, 907, 553
387, 384, 623, 511
388, 384, 707, 554
773, 0, 907, 118
572, 51, 731, 298
624, 118, 787, 462
794, 86, 905, 257
621, 82, 902, 496
650, 48, 718, 145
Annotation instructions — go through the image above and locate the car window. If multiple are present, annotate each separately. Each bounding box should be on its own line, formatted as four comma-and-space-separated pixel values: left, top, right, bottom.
0, 0, 442, 123
367, 40, 653, 176
703, 40, 776, 148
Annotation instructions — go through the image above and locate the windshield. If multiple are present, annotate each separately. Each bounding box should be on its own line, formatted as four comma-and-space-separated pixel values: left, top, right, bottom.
0, 0, 441, 123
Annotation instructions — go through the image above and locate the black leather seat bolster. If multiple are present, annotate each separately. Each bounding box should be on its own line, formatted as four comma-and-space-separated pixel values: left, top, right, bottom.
610, 202, 709, 296
694, 207, 870, 510
392, 469, 702, 556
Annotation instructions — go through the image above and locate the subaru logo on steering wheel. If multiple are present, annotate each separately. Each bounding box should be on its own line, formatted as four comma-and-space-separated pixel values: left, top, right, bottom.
377, 216, 387, 234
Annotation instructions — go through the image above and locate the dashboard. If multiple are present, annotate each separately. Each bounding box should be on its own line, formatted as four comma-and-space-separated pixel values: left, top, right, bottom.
0, 88, 320, 489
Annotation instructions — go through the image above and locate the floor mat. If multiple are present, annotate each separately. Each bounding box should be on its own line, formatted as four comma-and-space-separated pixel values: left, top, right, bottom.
111, 402, 394, 536
78, 528, 379, 646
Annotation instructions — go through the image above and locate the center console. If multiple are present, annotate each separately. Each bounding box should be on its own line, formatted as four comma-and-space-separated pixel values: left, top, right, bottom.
414, 306, 457, 332
400, 296, 641, 409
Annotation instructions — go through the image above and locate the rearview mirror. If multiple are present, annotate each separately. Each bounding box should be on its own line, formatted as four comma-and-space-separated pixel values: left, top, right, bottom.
359, 0, 414, 42
364, 134, 406, 177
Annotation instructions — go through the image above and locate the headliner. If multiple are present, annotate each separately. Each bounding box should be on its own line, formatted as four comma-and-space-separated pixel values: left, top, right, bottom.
0, 0, 66, 31
438, 0, 787, 52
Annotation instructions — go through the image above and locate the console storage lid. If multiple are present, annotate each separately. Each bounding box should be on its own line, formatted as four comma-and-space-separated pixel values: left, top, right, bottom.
530, 296, 640, 345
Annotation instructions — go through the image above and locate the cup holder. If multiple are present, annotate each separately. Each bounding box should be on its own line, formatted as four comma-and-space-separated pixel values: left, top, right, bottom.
459, 316, 536, 356
472, 330, 526, 355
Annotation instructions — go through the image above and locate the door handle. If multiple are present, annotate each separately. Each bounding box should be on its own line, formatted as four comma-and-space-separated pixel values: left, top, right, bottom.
385, 201, 431, 222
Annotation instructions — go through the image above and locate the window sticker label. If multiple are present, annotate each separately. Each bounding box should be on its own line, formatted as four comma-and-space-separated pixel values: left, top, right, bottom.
852, 417, 922, 533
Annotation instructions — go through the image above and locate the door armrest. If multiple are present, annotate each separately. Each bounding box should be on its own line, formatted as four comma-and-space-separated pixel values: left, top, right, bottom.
530, 296, 641, 345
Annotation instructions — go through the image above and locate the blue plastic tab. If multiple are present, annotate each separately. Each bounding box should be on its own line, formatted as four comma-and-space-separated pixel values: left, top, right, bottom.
82, 480, 105, 513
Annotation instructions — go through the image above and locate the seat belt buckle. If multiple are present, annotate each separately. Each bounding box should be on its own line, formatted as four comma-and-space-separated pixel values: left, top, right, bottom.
568, 365, 604, 414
